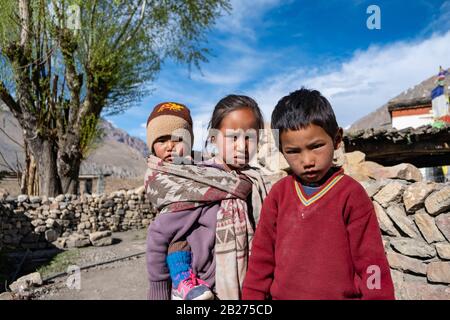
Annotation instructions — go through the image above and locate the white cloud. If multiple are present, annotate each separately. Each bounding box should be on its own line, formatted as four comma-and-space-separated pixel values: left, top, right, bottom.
422, 1, 450, 35
249, 30, 450, 127
191, 40, 269, 86
192, 56, 265, 86
216, 0, 286, 39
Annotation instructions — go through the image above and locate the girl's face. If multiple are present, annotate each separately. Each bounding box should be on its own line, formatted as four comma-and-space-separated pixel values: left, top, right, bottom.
214, 107, 260, 171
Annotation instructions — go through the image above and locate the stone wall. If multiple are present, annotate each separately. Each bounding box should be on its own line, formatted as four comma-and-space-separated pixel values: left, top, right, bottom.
362, 179, 450, 299
0, 186, 156, 250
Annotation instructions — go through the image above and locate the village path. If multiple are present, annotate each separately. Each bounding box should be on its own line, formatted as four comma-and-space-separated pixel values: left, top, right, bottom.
34, 229, 148, 300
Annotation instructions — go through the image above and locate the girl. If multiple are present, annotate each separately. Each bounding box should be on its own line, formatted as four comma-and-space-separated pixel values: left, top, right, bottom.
145, 95, 270, 300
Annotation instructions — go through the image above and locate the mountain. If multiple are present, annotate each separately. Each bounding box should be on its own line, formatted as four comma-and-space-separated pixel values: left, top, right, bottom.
349, 67, 450, 131
0, 102, 148, 178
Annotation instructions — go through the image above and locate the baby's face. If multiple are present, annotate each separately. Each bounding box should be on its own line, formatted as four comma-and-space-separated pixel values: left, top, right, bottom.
153, 135, 187, 163
280, 124, 341, 184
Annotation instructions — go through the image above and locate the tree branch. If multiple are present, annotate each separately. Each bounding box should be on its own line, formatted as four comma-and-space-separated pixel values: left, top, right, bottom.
0, 82, 22, 116
19, 0, 31, 49
0, 148, 18, 174
0, 127, 24, 149
119, 0, 147, 49
112, 1, 143, 49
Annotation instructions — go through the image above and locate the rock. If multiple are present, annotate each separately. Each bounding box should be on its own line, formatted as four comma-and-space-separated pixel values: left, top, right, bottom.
89, 231, 113, 247
358, 162, 422, 182
386, 205, 420, 238
390, 269, 404, 299
49, 202, 59, 210
403, 182, 436, 213
425, 187, 450, 216
41, 196, 50, 205
389, 238, 436, 259
66, 234, 91, 248
45, 218, 56, 228
435, 213, 450, 241
396, 273, 450, 300
414, 212, 446, 244
52, 237, 67, 249
359, 161, 385, 179
31, 219, 44, 227
373, 182, 404, 208
373, 201, 399, 236
427, 262, 450, 284
361, 180, 386, 198
343, 158, 377, 181
386, 251, 427, 275
17, 194, 28, 203
384, 163, 423, 182
34, 226, 47, 233
134, 186, 145, 195
0, 292, 14, 300
55, 194, 65, 202
101, 199, 115, 209
77, 222, 85, 231
435, 243, 450, 260
9, 272, 43, 293
44, 229, 59, 242
345, 151, 366, 165
29, 196, 41, 204
0, 188, 9, 200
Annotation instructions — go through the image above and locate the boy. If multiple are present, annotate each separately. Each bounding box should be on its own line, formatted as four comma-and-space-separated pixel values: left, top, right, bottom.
145, 102, 214, 300
242, 89, 395, 300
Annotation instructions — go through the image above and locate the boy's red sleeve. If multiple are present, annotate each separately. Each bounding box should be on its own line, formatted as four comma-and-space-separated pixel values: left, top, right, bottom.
242, 189, 278, 300
346, 185, 395, 300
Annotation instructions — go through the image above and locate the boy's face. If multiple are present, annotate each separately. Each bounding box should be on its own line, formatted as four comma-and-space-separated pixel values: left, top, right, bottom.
153, 135, 187, 163
280, 124, 342, 184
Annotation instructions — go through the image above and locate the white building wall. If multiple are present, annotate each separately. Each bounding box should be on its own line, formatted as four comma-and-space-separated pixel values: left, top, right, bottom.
392, 114, 433, 130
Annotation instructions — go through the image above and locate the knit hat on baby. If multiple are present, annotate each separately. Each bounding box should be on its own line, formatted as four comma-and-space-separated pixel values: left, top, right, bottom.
146, 102, 194, 153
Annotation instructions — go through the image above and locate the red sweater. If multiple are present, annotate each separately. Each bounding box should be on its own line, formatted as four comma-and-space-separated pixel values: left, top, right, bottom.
242, 168, 395, 300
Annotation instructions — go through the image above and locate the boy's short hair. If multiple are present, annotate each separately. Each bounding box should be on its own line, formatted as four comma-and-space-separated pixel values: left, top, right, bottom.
271, 88, 339, 144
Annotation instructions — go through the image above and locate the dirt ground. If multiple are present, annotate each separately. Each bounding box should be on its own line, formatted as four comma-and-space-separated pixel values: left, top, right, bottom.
32, 229, 148, 300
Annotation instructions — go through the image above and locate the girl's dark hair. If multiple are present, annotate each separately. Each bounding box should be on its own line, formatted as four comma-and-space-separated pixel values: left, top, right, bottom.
271, 88, 339, 139
207, 95, 265, 131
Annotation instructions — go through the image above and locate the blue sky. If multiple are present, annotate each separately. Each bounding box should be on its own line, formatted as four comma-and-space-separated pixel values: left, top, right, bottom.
106, 0, 450, 150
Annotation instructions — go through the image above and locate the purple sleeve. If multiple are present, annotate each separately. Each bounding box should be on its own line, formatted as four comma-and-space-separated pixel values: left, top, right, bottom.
146, 207, 212, 299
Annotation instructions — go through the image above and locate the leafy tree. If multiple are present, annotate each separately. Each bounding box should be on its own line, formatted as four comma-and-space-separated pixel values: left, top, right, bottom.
0, 0, 229, 196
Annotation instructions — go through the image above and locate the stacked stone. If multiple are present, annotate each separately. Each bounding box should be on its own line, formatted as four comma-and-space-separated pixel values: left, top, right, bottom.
363, 179, 450, 299
0, 186, 156, 251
